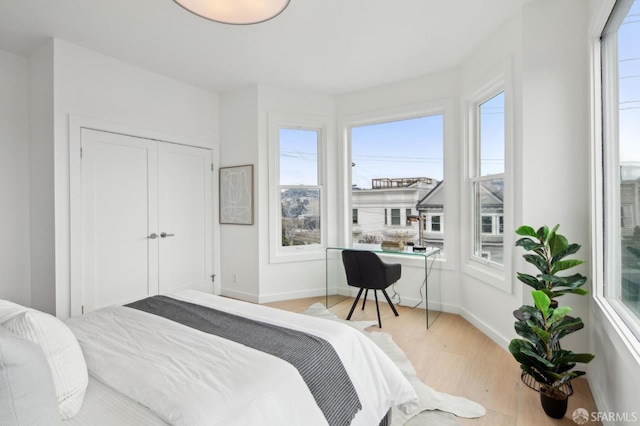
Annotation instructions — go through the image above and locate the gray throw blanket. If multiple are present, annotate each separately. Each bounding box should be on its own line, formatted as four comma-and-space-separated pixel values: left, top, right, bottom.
126, 296, 362, 426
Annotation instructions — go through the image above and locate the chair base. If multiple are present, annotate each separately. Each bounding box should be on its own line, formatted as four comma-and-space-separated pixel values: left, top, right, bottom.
346, 288, 399, 328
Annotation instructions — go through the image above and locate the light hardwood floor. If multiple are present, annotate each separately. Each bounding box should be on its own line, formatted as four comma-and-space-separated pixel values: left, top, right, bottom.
265, 296, 601, 426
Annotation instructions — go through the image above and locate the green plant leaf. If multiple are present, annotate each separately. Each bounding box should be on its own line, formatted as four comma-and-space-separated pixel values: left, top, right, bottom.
548, 233, 569, 258
539, 274, 566, 289
551, 259, 585, 274
552, 289, 588, 298
523, 254, 549, 274
538, 225, 550, 242
516, 305, 544, 324
517, 273, 544, 289
549, 316, 584, 338
531, 325, 551, 344
561, 273, 587, 288
515, 225, 537, 237
532, 290, 550, 316
515, 237, 545, 252
556, 353, 595, 364
521, 348, 555, 368
548, 306, 571, 325
551, 243, 581, 263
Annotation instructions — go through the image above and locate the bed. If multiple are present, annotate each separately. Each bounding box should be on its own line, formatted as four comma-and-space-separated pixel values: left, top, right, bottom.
1, 290, 418, 425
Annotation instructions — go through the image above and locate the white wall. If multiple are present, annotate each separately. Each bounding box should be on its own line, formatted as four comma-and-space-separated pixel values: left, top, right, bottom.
28, 41, 56, 314
456, 6, 525, 348
520, 0, 590, 354
219, 86, 261, 301
26, 39, 220, 317
0, 49, 31, 306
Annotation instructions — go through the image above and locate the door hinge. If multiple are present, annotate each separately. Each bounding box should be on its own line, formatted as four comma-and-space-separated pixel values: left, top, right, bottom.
211, 163, 214, 172
210, 274, 216, 282
80, 147, 83, 158
82, 305, 84, 314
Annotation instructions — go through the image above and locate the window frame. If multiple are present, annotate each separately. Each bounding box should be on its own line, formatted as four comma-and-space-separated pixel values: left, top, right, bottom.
268, 112, 330, 263
338, 99, 456, 270
597, 0, 640, 345
462, 66, 513, 292
430, 214, 442, 232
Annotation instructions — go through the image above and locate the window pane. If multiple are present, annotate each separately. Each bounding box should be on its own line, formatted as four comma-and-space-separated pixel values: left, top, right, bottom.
431, 215, 441, 232
481, 216, 493, 233
351, 115, 444, 249
281, 188, 320, 246
473, 179, 504, 264
609, 0, 640, 321
479, 92, 505, 176
352, 209, 358, 224
391, 208, 401, 225
279, 128, 318, 185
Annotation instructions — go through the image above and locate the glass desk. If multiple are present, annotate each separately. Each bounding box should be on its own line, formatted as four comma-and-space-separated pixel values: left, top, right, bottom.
325, 245, 441, 328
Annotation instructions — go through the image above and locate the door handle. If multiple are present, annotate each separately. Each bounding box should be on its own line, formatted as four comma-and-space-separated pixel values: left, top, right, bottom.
160, 232, 175, 238
148, 233, 158, 239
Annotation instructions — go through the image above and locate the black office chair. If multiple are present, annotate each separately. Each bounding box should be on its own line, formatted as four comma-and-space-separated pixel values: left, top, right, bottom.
341, 250, 401, 328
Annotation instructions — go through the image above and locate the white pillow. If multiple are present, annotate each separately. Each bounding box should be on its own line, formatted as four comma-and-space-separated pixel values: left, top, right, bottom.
0, 325, 62, 425
1, 309, 88, 420
0, 299, 29, 323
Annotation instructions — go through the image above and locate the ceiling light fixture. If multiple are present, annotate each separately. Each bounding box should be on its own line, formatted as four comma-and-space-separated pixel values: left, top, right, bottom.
173, 0, 290, 25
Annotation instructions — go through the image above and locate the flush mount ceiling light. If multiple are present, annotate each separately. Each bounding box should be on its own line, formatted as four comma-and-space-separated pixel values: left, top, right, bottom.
173, 0, 290, 25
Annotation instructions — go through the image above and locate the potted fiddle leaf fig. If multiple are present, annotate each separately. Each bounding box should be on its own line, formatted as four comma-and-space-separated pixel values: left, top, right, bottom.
509, 290, 595, 418
515, 225, 588, 302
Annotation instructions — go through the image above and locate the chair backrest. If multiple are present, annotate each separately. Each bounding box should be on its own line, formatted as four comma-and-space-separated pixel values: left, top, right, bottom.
341, 250, 389, 290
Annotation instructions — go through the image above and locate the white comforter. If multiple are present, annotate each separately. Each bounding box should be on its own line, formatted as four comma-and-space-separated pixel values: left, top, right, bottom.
66, 290, 417, 426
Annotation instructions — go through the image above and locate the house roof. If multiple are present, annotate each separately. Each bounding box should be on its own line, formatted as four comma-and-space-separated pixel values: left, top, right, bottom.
417, 180, 503, 210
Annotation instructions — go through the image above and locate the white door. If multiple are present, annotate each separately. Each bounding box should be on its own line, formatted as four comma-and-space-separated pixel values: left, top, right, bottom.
81, 129, 213, 313
81, 129, 159, 312
158, 143, 212, 293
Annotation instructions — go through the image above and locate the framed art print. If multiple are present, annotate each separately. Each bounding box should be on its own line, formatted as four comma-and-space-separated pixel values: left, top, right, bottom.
219, 164, 254, 225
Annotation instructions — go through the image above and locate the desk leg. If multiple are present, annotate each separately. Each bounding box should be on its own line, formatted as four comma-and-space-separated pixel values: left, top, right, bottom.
425, 255, 429, 329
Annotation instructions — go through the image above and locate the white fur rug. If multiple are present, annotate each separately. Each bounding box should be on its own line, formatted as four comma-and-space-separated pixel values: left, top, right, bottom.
301, 303, 486, 426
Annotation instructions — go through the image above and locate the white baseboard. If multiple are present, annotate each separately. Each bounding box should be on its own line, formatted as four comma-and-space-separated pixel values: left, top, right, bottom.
459, 307, 511, 352
257, 288, 327, 304
220, 288, 260, 304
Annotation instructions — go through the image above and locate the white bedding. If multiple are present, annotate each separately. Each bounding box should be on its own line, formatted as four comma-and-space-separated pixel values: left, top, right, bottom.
65, 376, 168, 426
66, 290, 417, 425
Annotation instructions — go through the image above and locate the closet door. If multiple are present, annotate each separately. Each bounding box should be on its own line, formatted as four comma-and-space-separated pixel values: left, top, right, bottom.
81, 129, 159, 312
158, 143, 212, 293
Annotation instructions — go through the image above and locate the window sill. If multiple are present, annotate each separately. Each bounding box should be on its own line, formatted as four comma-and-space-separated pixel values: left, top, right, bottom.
462, 259, 510, 293
269, 246, 326, 264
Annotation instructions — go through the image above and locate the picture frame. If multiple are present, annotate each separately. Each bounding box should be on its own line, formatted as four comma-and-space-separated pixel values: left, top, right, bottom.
219, 164, 254, 225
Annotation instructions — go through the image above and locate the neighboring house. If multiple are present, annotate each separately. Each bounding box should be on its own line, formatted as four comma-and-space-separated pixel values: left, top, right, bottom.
620, 165, 640, 238
353, 178, 504, 261
351, 178, 437, 245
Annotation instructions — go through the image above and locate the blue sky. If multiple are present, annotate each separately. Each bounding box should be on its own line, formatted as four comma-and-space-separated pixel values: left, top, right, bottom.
619, 0, 640, 165
351, 115, 444, 189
